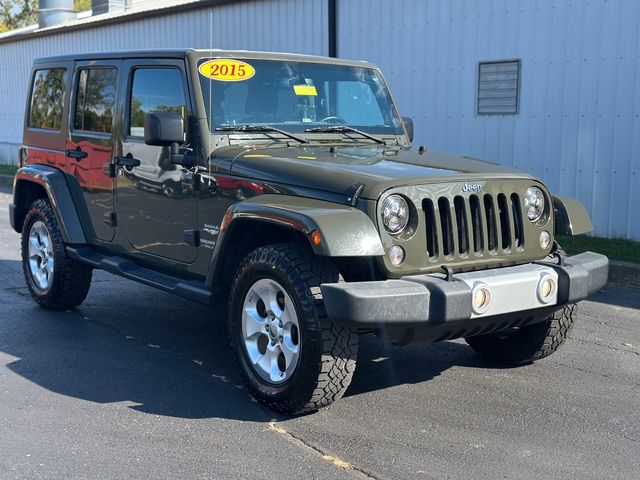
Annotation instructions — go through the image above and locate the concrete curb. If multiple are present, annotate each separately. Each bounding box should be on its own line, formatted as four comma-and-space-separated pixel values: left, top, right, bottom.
0, 174, 14, 188
608, 260, 640, 290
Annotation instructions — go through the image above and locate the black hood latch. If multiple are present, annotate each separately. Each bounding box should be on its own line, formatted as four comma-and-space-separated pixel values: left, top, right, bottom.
345, 183, 365, 207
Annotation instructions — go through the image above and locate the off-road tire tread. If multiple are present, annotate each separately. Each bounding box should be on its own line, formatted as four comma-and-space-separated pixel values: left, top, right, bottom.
228, 243, 357, 414
21, 199, 92, 310
465, 304, 576, 365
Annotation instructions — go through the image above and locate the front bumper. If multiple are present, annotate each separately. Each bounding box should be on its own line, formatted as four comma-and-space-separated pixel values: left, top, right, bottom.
321, 252, 608, 341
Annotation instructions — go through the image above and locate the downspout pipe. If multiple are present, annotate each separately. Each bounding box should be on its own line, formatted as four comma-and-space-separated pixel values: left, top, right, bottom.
328, 0, 337, 57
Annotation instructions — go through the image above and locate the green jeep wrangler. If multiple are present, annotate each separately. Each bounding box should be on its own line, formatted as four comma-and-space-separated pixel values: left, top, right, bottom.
10, 50, 608, 414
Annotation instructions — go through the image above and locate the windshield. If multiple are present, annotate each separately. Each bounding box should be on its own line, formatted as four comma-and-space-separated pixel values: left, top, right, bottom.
198, 58, 404, 136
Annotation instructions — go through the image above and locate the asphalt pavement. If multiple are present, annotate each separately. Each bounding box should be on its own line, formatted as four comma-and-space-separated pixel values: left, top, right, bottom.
0, 185, 638, 480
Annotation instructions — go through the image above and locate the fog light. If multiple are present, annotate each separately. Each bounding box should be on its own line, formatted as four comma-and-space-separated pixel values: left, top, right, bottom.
388, 245, 405, 266
537, 274, 557, 304
471, 284, 492, 314
539, 230, 551, 249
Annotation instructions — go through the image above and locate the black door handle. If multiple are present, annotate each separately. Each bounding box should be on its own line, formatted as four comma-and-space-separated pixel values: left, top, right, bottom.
115, 155, 141, 168
66, 148, 88, 160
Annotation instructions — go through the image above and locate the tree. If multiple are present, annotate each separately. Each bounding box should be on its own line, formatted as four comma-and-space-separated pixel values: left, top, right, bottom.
0, 0, 92, 32
75, 0, 91, 12
0, 0, 38, 31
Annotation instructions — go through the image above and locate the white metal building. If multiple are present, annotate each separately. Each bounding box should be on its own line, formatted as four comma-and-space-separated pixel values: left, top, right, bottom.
0, 0, 638, 240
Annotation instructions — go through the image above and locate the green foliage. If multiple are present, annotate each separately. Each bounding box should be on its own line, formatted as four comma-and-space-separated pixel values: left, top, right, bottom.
129, 97, 145, 129
0, 1, 91, 32
0, 164, 18, 176
557, 234, 640, 264
130, 99, 185, 129
74, 0, 91, 12
0, 0, 37, 30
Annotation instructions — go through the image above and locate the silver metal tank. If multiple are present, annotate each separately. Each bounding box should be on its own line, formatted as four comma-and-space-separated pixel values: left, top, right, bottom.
38, 0, 76, 29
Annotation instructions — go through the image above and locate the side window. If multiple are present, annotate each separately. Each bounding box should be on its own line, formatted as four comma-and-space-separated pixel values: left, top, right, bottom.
29, 68, 67, 130
129, 68, 186, 137
74, 68, 118, 134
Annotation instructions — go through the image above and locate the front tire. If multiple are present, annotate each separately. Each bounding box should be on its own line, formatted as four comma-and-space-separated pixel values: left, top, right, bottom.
228, 243, 358, 414
465, 304, 576, 365
21, 199, 93, 310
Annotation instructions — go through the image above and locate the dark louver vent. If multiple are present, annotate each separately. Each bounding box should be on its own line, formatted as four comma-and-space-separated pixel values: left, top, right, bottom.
477, 60, 520, 115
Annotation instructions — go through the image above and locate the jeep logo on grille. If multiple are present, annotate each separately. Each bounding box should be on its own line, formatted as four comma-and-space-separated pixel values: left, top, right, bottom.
462, 183, 483, 193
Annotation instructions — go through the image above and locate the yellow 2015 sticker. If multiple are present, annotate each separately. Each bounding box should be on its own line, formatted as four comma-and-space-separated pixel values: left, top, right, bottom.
294, 85, 317, 96
199, 59, 255, 81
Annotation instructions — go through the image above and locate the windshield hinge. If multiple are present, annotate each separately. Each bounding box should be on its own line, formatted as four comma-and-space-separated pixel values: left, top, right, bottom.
345, 183, 365, 207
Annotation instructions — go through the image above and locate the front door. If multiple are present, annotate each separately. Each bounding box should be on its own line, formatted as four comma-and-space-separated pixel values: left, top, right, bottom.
115, 59, 198, 264
66, 60, 121, 242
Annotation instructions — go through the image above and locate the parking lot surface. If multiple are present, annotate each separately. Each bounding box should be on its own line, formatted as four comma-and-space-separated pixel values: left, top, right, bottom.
1, 185, 638, 479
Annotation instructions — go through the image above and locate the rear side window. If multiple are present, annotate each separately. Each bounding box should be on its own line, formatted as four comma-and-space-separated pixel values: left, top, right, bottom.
29, 68, 67, 130
74, 68, 118, 134
129, 68, 186, 137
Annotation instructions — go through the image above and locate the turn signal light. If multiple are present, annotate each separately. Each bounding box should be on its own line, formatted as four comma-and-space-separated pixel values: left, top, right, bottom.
388, 245, 405, 266
19, 147, 28, 168
310, 230, 322, 246
539, 230, 551, 249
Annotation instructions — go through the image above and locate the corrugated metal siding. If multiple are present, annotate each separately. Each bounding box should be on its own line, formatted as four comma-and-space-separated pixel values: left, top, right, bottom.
0, 0, 327, 164
1, 0, 638, 241
338, 0, 640, 240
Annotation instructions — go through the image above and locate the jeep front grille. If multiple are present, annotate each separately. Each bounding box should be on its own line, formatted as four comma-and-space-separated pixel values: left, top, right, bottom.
423, 193, 524, 261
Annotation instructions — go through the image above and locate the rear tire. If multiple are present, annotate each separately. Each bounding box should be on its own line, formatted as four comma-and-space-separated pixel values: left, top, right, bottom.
228, 243, 358, 414
21, 199, 93, 310
465, 304, 576, 365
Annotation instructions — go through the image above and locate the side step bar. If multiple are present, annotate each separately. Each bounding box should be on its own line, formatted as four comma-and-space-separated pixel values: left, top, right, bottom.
67, 246, 224, 305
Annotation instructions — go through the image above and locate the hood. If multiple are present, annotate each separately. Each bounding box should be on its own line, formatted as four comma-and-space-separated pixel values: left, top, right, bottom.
212, 144, 532, 200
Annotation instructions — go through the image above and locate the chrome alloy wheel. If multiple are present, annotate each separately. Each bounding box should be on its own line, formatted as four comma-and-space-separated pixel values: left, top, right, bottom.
27, 220, 54, 291
242, 278, 301, 384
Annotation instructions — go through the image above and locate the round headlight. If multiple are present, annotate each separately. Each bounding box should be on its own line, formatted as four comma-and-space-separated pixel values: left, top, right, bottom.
382, 195, 410, 233
525, 187, 545, 223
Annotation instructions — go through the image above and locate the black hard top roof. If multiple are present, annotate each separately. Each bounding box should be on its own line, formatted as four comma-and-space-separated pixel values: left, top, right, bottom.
33, 49, 372, 68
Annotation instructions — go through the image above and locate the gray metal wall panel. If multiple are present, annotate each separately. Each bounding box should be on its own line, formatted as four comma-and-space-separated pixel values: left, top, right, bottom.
0, 0, 327, 163
338, 0, 640, 240
1, 0, 638, 241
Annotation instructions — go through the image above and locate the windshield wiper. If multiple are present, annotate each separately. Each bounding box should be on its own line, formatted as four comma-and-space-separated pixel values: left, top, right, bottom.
304, 125, 387, 145
215, 124, 308, 144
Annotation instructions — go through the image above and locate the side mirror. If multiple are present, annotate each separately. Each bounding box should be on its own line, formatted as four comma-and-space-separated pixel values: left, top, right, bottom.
144, 112, 184, 146
144, 112, 194, 168
401, 116, 414, 143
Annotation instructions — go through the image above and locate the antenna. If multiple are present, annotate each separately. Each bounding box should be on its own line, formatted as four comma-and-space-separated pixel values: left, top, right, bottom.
209, 9, 213, 173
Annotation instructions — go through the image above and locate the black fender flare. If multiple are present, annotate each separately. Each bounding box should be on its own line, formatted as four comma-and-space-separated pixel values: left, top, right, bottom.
553, 195, 593, 236
205, 194, 384, 286
12, 165, 87, 244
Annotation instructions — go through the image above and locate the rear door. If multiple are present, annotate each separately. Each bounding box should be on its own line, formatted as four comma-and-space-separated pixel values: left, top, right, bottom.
115, 58, 198, 264
66, 60, 121, 242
